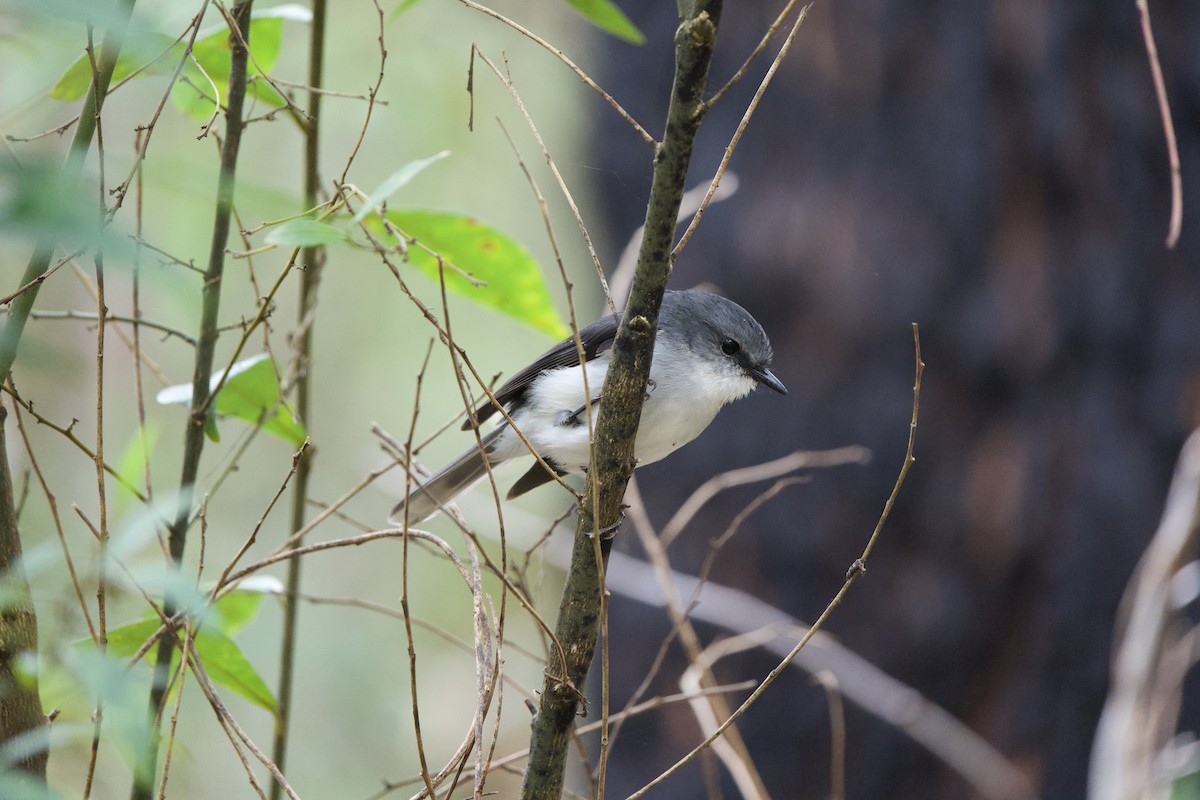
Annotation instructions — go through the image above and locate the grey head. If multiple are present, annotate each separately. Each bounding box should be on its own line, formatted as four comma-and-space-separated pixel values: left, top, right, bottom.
660, 290, 787, 395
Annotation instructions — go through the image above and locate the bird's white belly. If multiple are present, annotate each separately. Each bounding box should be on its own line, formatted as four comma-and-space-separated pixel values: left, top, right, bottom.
492, 344, 747, 473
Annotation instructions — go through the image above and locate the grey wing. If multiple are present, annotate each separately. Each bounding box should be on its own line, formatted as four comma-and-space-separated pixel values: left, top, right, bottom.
465, 311, 622, 429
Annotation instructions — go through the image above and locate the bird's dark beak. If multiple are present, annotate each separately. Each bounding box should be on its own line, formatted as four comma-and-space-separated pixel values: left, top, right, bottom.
750, 365, 787, 395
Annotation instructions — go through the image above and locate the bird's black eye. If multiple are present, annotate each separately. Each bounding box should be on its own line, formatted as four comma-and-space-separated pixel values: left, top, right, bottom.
720, 338, 740, 356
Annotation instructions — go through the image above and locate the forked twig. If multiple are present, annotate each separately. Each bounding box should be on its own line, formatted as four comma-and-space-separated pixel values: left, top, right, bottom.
626, 325, 923, 798
674, 4, 811, 258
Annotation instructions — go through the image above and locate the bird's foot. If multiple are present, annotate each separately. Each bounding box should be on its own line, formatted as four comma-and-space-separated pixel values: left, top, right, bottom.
586, 506, 628, 541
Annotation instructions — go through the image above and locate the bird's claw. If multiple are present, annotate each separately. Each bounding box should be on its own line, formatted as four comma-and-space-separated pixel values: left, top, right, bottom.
586, 505, 629, 541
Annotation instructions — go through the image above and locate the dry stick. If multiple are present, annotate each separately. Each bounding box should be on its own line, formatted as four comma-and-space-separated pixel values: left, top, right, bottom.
661, 446, 869, 547
673, 3, 810, 259
268, 1, 327, 794
472, 48, 615, 312
187, 646, 301, 800
814, 671, 847, 800
0, 0, 134, 382
519, 5, 725, 799
615, 478, 800, 795
703, 0, 804, 110
1136, 0, 1183, 248
677, 628, 783, 799
336, 0, 385, 188
136, 5, 255, 798
8, 394, 96, 641
399, 344, 441, 800
627, 326, 923, 799
385, 682, 758, 796
598, 557, 1036, 800
0, 387, 151, 505
17, 310, 197, 346
616, 471, 828, 794
109, 3, 213, 214
429, 276, 504, 800
0, 5, 134, 769
155, 638, 190, 800
1088, 428, 1200, 800
69, 263, 174, 387
83, 28, 114, 792
458, 0, 654, 146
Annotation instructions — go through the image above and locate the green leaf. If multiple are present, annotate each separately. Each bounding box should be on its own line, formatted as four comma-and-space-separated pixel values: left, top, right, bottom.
351, 151, 450, 223
50, 7, 311, 111
265, 218, 349, 247
389, 0, 426, 18
49, 31, 177, 101
214, 576, 282, 636
212, 355, 306, 446
102, 618, 276, 712
171, 9, 301, 121
190, 627, 277, 711
114, 423, 157, 511
376, 210, 569, 339
156, 354, 307, 447
561, 0, 644, 45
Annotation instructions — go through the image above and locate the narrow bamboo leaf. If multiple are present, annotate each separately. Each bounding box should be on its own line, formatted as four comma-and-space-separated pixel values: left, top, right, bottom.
561, 0, 645, 45
374, 210, 569, 338
265, 218, 349, 247
351, 151, 451, 223
156, 354, 307, 446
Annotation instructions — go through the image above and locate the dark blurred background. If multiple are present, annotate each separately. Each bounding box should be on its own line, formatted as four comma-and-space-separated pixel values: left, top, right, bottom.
587, 3, 1200, 798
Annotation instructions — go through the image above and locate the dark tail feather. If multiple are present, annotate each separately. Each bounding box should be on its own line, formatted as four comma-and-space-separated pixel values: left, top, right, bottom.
390, 428, 503, 524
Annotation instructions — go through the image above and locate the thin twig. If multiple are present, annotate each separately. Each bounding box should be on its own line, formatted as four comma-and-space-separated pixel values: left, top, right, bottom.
673, 4, 810, 258
1136, 0, 1183, 248
627, 326, 923, 798
815, 672, 847, 800
458, 0, 654, 146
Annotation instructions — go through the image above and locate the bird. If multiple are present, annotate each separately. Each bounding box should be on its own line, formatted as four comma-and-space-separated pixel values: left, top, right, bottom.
390, 289, 787, 524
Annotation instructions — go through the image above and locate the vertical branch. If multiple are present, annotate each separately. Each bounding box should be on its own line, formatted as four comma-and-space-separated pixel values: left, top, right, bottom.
0, 406, 46, 780
270, 0, 327, 795
0, 2, 137, 785
0, 0, 136, 383
519, 3, 724, 798
134, 4, 255, 797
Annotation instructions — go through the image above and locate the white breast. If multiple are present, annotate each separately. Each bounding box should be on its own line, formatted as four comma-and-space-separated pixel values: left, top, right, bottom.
490, 338, 757, 473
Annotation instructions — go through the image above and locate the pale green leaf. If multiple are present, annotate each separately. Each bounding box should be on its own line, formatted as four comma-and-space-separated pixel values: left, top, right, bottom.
49, 31, 176, 101
102, 618, 275, 712
114, 422, 157, 510
377, 210, 569, 338
351, 151, 451, 223
562, 0, 644, 45
171, 15, 287, 120
265, 218, 349, 247
156, 354, 307, 446
214, 578, 280, 636
190, 628, 276, 711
